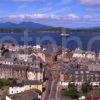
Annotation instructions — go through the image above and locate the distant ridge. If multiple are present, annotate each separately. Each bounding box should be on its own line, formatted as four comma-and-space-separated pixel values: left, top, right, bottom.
0, 22, 52, 30
0, 22, 100, 31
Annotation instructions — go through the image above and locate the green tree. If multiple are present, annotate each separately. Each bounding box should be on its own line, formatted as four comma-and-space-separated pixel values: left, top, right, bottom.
81, 80, 91, 94
0, 79, 9, 87
64, 83, 79, 99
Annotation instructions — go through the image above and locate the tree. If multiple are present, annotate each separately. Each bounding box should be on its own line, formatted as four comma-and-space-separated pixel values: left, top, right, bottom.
81, 80, 91, 94
64, 83, 79, 99
0, 79, 9, 88
1, 48, 9, 56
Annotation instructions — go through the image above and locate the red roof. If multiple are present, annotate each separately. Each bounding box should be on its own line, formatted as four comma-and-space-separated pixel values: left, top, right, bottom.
86, 97, 99, 100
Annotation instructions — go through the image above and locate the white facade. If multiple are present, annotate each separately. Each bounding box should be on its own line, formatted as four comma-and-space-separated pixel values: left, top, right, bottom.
0, 60, 13, 65
6, 96, 11, 100
27, 71, 43, 81
59, 81, 83, 87
17, 54, 29, 62
8, 85, 38, 95
72, 48, 96, 60
33, 45, 41, 49
59, 81, 100, 88
86, 54, 95, 60
73, 53, 96, 60
90, 82, 100, 86
73, 53, 85, 59
8, 46, 19, 52
4, 61, 13, 65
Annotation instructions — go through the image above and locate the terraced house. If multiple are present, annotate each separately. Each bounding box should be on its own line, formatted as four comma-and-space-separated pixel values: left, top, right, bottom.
0, 63, 45, 81
59, 65, 100, 87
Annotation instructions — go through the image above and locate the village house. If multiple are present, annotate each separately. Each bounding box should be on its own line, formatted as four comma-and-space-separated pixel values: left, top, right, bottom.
72, 48, 96, 60
98, 52, 100, 60
37, 51, 54, 63
0, 57, 14, 65
0, 63, 45, 82
72, 48, 85, 59
8, 80, 43, 95
6, 89, 40, 100
57, 51, 73, 62
59, 66, 100, 88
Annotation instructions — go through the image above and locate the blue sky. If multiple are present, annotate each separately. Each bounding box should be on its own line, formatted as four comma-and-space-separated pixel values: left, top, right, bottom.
0, 0, 100, 28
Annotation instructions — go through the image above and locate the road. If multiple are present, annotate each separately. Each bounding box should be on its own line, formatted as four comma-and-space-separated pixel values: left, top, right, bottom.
48, 80, 58, 100
41, 72, 52, 100
41, 64, 60, 100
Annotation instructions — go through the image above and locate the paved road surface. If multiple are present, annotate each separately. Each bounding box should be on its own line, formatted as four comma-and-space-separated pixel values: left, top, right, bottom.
48, 80, 58, 100
41, 73, 52, 100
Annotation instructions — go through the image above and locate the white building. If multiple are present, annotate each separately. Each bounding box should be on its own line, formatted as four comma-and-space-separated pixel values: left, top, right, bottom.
73, 48, 96, 60
8, 81, 43, 95
17, 54, 29, 62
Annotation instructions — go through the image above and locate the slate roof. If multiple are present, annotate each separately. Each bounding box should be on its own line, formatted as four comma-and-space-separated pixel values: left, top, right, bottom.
61, 65, 100, 77
8, 90, 38, 100
22, 80, 42, 85
0, 64, 44, 72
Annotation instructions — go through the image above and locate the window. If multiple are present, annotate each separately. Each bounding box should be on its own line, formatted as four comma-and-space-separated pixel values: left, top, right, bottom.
81, 75, 84, 81
80, 71, 84, 74
75, 75, 78, 81
75, 71, 78, 74
75, 75, 78, 78
91, 75, 93, 77
86, 71, 89, 74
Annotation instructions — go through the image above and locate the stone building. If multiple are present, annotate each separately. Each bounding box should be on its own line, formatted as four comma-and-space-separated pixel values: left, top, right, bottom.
0, 63, 45, 82
27, 67, 44, 81
0, 64, 27, 80
8, 80, 43, 95
59, 66, 100, 87
6, 89, 39, 100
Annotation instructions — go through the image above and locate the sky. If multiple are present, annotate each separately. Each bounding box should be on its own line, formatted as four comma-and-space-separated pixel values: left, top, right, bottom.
0, 0, 100, 28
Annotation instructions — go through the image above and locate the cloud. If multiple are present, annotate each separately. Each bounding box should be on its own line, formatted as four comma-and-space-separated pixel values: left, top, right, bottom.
8, 14, 60, 20
67, 14, 79, 20
7, 14, 82, 21
67, 14, 98, 21
2, 13, 99, 22
77, 0, 100, 6
0, 14, 100, 28
83, 15, 93, 19
0, 13, 100, 28
12, 0, 46, 2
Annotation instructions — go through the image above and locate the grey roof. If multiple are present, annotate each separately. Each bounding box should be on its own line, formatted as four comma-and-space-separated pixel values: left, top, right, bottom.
61, 68, 88, 75
0, 64, 44, 73
0, 64, 27, 69
28, 68, 43, 72
23, 80, 42, 85
90, 71, 100, 75
0, 57, 14, 62
61, 66, 100, 76
8, 90, 38, 100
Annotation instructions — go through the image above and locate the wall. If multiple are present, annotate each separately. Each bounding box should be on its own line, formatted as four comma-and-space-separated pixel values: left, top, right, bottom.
8, 84, 43, 95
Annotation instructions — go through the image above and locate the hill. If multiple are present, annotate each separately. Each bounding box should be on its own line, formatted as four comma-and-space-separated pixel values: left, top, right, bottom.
0, 22, 52, 30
